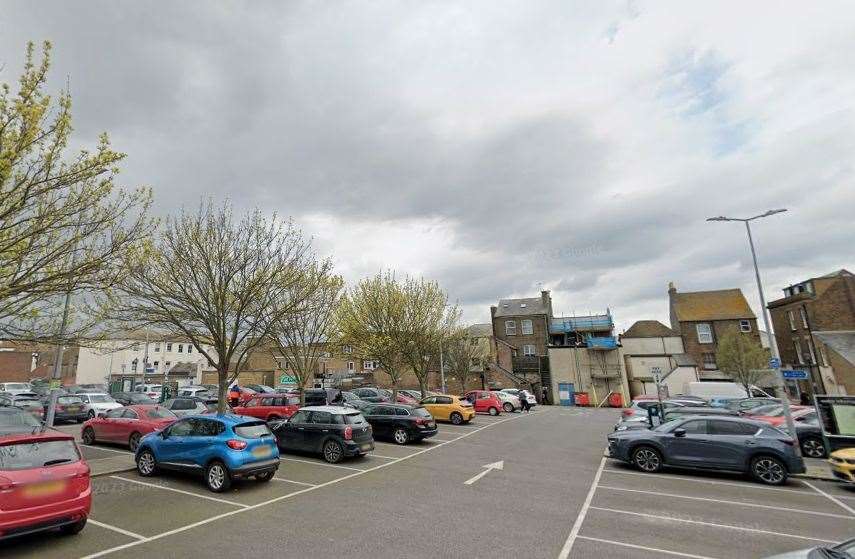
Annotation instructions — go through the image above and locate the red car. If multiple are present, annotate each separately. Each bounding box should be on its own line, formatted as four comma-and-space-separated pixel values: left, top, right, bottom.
0, 429, 91, 540
462, 390, 503, 416
745, 405, 810, 428
232, 394, 300, 421
81, 405, 178, 452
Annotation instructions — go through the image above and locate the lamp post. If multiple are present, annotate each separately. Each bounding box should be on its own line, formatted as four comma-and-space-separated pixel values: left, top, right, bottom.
707, 208, 800, 454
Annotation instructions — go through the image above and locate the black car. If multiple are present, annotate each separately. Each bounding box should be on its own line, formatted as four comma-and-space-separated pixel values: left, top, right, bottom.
779, 418, 828, 459
350, 387, 390, 403
48, 395, 88, 423
270, 406, 374, 463
362, 404, 437, 445
112, 392, 156, 406
302, 388, 362, 408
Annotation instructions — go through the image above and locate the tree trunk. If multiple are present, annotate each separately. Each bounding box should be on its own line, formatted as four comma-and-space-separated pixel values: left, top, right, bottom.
419, 377, 428, 401
217, 369, 228, 414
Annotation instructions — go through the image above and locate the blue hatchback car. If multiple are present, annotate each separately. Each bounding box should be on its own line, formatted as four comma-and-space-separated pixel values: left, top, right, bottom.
135, 414, 280, 492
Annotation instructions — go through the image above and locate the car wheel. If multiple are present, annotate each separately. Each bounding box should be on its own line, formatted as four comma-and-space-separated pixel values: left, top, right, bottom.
205, 461, 231, 492
801, 437, 826, 459
503, 402, 514, 413
59, 517, 87, 536
129, 432, 142, 453
450, 412, 463, 425
393, 428, 409, 445
488, 407, 499, 416
632, 446, 663, 473
255, 471, 274, 482
751, 456, 787, 485
81, 427, 96, 445
322, 440, 344, 463
136, 449, 158, 477
87, 410, 95, 419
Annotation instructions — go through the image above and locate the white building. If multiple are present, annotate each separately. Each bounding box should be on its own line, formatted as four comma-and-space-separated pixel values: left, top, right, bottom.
620, 320, 699, 398
75, 331, 216, 388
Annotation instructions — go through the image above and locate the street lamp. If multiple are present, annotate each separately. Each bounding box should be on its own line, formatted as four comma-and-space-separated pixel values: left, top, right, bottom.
707, 208, 800, 454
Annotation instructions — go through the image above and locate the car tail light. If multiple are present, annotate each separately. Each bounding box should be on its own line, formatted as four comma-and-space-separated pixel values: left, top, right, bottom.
414, 418, 428, 425
343, 426, 353, 440
56, 405, 65, 412
621, 409, 633, 417
226, 439, 247, 450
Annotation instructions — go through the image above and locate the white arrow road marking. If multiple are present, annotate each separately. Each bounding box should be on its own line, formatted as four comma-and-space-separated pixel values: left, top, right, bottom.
463, 460, 504, 485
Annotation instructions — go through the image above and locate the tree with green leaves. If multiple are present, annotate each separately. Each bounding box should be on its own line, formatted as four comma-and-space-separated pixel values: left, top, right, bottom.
715, 329, 769, 396
0, 41, 152, 338
269, 265, 343, 406
115, 200, 319, 413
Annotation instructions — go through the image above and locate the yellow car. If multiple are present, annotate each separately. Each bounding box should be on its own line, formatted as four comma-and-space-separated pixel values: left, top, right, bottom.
420, 394, 475, 425
829, 448, 855, 482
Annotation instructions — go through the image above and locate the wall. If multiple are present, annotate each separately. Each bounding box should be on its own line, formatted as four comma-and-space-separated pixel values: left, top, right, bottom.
679, 319, 760, 374
492, 314, 550, 358
0, 347, 36, 382
77, 339, 215, 385
548, 347, 629, 406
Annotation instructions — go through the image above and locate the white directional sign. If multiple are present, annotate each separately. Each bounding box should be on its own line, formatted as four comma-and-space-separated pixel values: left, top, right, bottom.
463, 461, 504, 485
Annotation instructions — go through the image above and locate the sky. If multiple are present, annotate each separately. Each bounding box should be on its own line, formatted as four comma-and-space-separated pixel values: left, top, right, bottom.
2, 1, 853, 332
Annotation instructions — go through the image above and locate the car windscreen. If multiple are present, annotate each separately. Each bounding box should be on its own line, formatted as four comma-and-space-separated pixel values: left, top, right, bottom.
57, 396, 83, 405
4, 384, 31, 390
147, 408, 178, 419
234, 422, 273, 438
0, 439, 80, 470
411, 407, 432, 418
88, 395, 115, 403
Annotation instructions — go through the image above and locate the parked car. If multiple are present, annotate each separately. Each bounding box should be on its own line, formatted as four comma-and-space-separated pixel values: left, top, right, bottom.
362, 404, 437, 444
77, 393, 122, 419
725, 397, 781, 414
65, 384, 107, 395
493, 391, 521, 413
350, 387, 391, 403
376, 389, 418, 405
0, 406, 43, 435
420, 395, 475, 425
500, 388, 537, 406
398, 390, 423, 401
614, 406, 738, 432
744, 405, 811, 428
462, 390, 503, 416
161, 398, 209, 417
48, 395, 88, 424
82, 405, 178, 452
336, 391, 371, 411
232, 394, 300, 422
270, 406, 374, 463
177, 386, 212, 399
777, 417, 827, 458
683, 381, 772, 401
0, 394, 45, 421
111, 392, 156, 406
0, 428, 91, 539
607, 415, 805, 485
0, 382, 34, 396
133, 384, 163, 400
135, 415, 280, 492
763, 538, 855, 559
244, 384, 275, 394
615, 399, 688, 430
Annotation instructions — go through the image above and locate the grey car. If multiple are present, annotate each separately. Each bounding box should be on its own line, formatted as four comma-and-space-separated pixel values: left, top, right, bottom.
763, 537, 855, 558
607, 415, 805, 485
162, 397, 209, 417
615, 406, 738, 432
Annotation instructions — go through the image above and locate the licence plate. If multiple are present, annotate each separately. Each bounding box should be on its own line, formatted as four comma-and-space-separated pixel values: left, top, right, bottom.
23, 480, 66, 498
360, 443, 372, 451
252, 445, 272, 458
66, 406, 80, 412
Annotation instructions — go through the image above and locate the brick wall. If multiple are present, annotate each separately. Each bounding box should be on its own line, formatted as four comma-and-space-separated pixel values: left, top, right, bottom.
491, 314, 549, 358
679, 318, 760, 371
0, 350, 35, 382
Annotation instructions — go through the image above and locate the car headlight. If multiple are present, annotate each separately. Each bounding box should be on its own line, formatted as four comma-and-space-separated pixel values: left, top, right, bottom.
615, 425, 629, 431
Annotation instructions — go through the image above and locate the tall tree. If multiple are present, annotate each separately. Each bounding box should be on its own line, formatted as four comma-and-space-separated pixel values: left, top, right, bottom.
397, 277, 458, 397
336, 272, 409, 400
0, 41, 152, 337
269, 266, 343, 406
444, 327, 490, 393
116, 201, 318, 413
715, 329, 769, 396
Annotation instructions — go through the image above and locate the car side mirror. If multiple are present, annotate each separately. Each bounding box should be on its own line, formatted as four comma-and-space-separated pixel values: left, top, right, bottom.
673, 428, 686, 438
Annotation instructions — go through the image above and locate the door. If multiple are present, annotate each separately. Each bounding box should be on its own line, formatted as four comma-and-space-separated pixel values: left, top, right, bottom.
476, 391, 493, 413
433, 396, 454, 420
370, 406, 392, 438
558, 383, 574, 406
662, 419, 711, 466
185, 418, 222, 468
277, 410, 310, 451
305, 410, 334, 452
707, 419, 758, 468
159, 418, 195, 465
100, 408, 127, 442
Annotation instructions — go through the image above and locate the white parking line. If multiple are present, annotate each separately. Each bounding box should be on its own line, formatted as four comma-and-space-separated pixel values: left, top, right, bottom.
88, 519, 146, 540
588, 506, 837, 544
271, 477, 317, 487
557, 456, 606, 559
367, 453, 400, 460
575, 536, 718, 559
804, 480, 855, 516
81, 444, 132, 455
278, 457, 365, 471
109, 476, 249, 508
83, 411, 535, 558
597, 485, 855, 520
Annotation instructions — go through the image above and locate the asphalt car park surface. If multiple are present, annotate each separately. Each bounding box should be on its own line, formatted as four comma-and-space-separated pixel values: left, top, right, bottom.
3, 407, 854, 559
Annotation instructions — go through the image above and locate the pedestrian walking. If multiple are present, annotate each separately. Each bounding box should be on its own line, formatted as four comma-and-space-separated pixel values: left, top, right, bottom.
541, 386, 548, 405
520, 390, 531, 413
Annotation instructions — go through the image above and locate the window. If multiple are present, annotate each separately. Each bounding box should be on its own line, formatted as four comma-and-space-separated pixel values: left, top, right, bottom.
521, 320, 533, 335
195, 419, 226, 436
793, 339, 804, 365
347, 361, 354, 371
289, 411, 310, 424
131, 359, 138, 372
696, 323, 713, 344
168, 420, 194, 437
154, 345, 160, 352
709, 420, 756, 436
364, 360, 376, 370
311, 411, 333, 424
105, 408, 125, 419
122, 409, 139, 420
177, 344, 183, 353
436, 396, 453, 405
505, 320, 517, 336
165, 361, 171, 368
171, 399, 195, 410
800, 308, 809, 329
166, 343, 173, 351
372, 406, 392, 416
819, 344, 829, 367
805, 337, 816, 365
394, 407, 410, 416
187, 345, 193, 354
702, 353, 717, 370
739, 320, 751, 333
678, 419, 708, 435
153, 360, 159, 367
788, 311, 796, 331
0, 440, 79, 470
522, 344, 536, 356
421, 397, 437, 405
343, 345, 353, 354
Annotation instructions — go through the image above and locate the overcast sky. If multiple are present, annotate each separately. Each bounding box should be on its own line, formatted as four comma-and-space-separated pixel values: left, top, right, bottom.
2, 1, 853, 331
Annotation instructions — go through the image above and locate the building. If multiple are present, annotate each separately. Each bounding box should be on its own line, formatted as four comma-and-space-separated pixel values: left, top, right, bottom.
668, 282, 761, 379
490, 291, 553, 394
767, 269, 855, 395
619, 320, 698, 397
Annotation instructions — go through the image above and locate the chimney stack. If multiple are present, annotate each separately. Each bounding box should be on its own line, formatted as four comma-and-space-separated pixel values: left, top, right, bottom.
668, 281, 676, 295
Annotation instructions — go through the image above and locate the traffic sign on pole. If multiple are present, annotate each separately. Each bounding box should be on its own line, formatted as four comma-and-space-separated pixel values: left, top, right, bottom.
781, 369, 808, 380
769, 357, 781, 369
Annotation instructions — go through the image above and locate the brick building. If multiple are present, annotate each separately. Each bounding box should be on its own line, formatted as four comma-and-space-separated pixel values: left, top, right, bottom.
0, 341, 77, 384
490, 291, 553, 392
767, 269, 855, 395
668, 282, 761, 379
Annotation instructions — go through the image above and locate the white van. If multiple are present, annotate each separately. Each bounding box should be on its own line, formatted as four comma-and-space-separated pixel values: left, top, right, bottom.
683, 381, 771, 400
